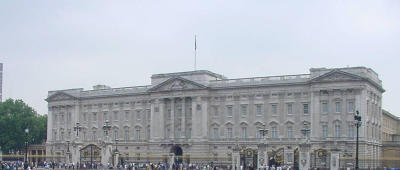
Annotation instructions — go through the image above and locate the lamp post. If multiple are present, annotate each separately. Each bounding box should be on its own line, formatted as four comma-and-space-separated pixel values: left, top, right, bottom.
354, 110, 362, 170
259, 123, 269, 168
73, 122, 82, 137
300, 122, 310, 142
24, 128, 29, 163
102, 120, 111, 138
66, 140, 70, 163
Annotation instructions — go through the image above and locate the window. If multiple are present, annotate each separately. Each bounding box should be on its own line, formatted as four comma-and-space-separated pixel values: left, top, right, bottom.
83, 131, 87, 141
348, 125, 354, 138
303, 104, 309, 114
335, 124, 341, 137
61, 113, 65, 122
93, 112, 97, 121
227, 106, 233, 117
271, 127, 277, 138
177, 107, 182, 117
256, 129, 262, 138
241, 127, 247, 138
335, 102, 341, 113
271, 104, 277, 115
322, 125, 328, 137
348, 101, 355, 113
322, 102, 328, 113
167, 128, 171, 138
92, 130, 97, 141
288, 126, 293, 138
213, 128, 219, 139
136, 110, 141, 120
167, 109, 171, 120
188, 128, 192, 138
241, 105, 247, 117
287, 103, 293, 115
177, 128, 182, 138
136, 129, 140, 140
256, 105, 263, 116
213, 106, 219, 117
227, 128, 232, 138
114, 111, 118, 121
147, 109, 151, 120
112, 130, 119, 140
60, 131, 64, 141
103, 112, 108, 121
124, 129, 129, 140
125, 111, 129, 120
53, 131, 57, 141
188, 107, 192, 118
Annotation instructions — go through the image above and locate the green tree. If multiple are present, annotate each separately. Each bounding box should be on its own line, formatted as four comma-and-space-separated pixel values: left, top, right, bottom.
0, 99, 47, 154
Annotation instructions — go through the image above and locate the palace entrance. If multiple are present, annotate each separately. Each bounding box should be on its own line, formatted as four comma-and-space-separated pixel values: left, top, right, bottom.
240, 147, 258, 169
293, 148, 299, 170
268, 147, 284, 167
310, 148, 330, 169
80, 144, 101, 165
171, 145, 183, 164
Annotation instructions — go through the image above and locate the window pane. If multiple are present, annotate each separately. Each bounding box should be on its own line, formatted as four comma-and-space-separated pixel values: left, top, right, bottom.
271, 104, 277, 115
322, 103, 328, 113
303, 104, 309, 114
335, 102, 341, 113
287, 103, 293, 114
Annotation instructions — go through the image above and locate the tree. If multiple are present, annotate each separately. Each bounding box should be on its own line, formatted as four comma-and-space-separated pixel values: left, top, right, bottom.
0, 99, 47, 154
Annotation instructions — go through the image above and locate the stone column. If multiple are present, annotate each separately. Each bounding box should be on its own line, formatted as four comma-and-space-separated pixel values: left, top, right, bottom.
257, 144, 268, 169
150, 99, 161, 140
191, 97, 200, 139
232, 149, 240, 170
114, 152, 119, 167
181, 97, 186, 138
330, 148, 340, 170
299, 143, 311, 170
171, 98, 175, 139
201, 97, 209, 139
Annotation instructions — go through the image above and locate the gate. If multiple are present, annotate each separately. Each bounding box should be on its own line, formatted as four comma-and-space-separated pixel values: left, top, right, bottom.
79, 144, 101, 165
240, 147, 258, 169
310, 148, 330, 169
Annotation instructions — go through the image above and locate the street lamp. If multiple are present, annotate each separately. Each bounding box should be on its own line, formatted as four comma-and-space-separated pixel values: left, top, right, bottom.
300, 122, 310, 143
66, 140, 70, 163
102, 120, 111, 138
24, 128, 29, 163
354, 110, 362, 170
73, 122, 82, 137
259, 123, 269, 141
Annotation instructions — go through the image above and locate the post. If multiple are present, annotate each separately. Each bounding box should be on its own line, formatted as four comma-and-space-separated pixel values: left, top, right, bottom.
354, 110, 362, 170
24, 128, 29, 163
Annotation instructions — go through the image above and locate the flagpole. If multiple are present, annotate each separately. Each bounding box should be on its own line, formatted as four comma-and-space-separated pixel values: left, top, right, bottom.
194, 34, 197, 71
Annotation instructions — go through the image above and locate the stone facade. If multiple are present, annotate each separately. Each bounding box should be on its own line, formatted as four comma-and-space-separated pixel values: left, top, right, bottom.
45, 67, 384, 169
381, 110, 400, 168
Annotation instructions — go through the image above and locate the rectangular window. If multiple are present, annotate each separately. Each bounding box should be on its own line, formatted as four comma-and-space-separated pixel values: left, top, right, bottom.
167, 109, 171, 120
256, 105, 263, 116
147, 109, 151, 120
303, 104, 309, 114
103, 112, 108, 121
348, 101, 355, 113
83, 131, 87, 141
227, 128, 232, 138
335, 124, 341, 137
256, 129, 262, 138
348, 125, 354, 138
227, 106, 233, 117
114, 111, 118, 121
213, 128, 219, 139
213, 106, 219, 117
188, 128, 192, 138
124, 130, 129, 140
288, 127, 293, 138
92, 112, 97, 121
322, 125, 328, 137
177, 107, 182, 117
241, 105, 247, 117
113, 130, 118, 140
188, 107, 192, 118
241, 127, 247, 138
60, 132, 64, 141
322, 102, 328, 113
136, 129, 140, 140
167, 128, 171, 138
125, 111, 129, 120
177, 128, 182, 138
271, 104, 277, 115
287, 103, 293, 115
271, 127, 277, 138
335, 102, 341, 113
136, 110, 141, 120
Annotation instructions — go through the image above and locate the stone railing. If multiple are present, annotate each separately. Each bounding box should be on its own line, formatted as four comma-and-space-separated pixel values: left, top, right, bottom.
80, 85, 151, 97
209, 74, 310, 87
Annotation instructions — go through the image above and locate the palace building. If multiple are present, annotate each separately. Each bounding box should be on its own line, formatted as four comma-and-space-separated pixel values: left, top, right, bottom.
45, 67, 384, 169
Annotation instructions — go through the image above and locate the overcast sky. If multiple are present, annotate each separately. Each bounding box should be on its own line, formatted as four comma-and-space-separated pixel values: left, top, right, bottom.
0, 0, 399, 116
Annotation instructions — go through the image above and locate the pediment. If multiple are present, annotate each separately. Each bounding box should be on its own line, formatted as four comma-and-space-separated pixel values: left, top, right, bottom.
46, 92, 77, 102
310, 70, 363, 83
147, 77, 208, 92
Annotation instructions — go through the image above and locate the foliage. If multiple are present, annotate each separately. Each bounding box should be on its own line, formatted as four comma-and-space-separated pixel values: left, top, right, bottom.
0, 99, 47, 154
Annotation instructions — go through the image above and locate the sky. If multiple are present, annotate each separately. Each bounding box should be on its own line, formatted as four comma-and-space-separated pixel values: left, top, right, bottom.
0, 0, 399, 116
